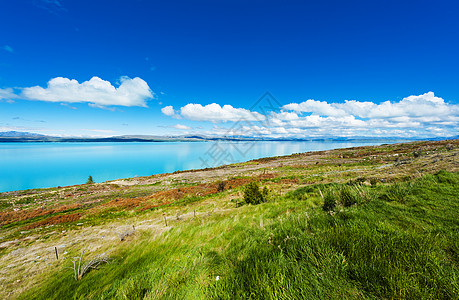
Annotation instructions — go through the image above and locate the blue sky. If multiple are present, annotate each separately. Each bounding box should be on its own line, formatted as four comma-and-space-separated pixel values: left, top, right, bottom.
0, 0, 458, 138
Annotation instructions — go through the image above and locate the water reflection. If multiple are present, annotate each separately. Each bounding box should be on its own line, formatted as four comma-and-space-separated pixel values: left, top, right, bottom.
0, 140, 403, 192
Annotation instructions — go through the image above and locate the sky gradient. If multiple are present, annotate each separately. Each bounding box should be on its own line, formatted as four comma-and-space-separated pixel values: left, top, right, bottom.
1, 0, 458, 138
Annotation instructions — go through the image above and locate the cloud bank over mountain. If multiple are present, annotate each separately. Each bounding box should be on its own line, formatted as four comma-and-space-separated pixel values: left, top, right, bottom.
162, 92, 459, 138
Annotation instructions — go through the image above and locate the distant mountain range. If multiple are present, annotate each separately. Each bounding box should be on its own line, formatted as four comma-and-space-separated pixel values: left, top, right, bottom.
0, 131, 203, 142
0, 131, 46, 138
0, 131, 457, 143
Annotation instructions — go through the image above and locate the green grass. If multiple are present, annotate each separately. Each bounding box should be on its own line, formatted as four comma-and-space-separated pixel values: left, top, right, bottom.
209, 171, 458, 299
19, 171, 459, 299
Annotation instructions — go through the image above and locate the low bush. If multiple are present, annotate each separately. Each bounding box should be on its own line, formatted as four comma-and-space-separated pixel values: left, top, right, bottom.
243, 182, 267, 205
216, 181, 226, 192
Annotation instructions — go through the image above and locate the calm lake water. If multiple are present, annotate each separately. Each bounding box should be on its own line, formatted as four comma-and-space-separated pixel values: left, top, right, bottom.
0, 141, 403, 192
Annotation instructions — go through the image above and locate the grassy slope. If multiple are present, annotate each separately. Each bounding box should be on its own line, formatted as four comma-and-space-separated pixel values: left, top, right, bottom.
0, 140, 458, 299
19, 171, 459, 299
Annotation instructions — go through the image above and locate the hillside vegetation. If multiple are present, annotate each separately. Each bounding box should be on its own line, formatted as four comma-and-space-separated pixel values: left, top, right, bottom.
0, 140, 458, 299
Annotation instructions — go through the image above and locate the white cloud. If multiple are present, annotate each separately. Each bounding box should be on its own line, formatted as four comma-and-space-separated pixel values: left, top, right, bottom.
350, 92, 452, 119
174, 124, 192, 130
161, 105, 180, 118
271, 111, 300, 121
284, 92, 458, 120
21, 76, 154, 107
161, 106, 174, 116
283, 99, 347, 117
335, 100, 376, 117
5, 85, 458, 138
2, 45, 13, 53
280, 92, 459, 137
60, 103, 77, 110
179, 103, 265, 122
159, 92, 458, 138
0, 88, 17, 100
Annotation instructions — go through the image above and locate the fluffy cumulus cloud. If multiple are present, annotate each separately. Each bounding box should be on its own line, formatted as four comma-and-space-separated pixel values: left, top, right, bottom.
161, 106, 180, 118
280, 92, 459, 137
283, 99, 347, 117
162, 92, 458, 138
166, 103, 265, 122
284, 92, 457, 120
21, 76, 154, 107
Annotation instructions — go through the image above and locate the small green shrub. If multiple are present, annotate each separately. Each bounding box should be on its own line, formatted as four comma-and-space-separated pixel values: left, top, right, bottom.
243, 182, 266, 205
86, 176, 94, 184
216, 181, 226, 192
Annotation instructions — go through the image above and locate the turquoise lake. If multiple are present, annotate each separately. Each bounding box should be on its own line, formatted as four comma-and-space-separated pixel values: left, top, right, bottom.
0, 141, 403, 192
